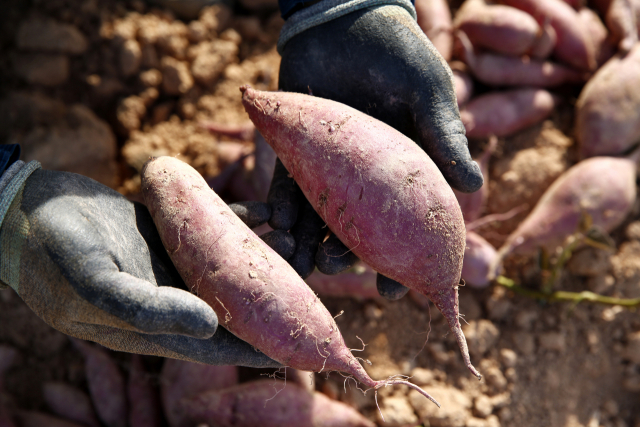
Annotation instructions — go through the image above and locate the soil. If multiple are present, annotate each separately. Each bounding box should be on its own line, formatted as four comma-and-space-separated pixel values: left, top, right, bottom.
1, 1, 639, 427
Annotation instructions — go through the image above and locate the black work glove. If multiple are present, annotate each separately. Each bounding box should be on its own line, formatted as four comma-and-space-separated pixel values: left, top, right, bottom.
269, 0, 483, 299
0, 161, 280, 368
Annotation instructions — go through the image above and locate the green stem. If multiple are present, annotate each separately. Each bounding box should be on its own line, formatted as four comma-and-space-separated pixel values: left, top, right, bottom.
495, 276, 640, 308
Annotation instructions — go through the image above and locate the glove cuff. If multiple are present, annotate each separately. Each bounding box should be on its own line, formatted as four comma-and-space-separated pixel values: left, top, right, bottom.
277, 0, 417, 54
0, 161, 41, 228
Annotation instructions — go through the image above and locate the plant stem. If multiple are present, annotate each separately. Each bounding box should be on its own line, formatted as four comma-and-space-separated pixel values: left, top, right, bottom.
495, 276, 640, 307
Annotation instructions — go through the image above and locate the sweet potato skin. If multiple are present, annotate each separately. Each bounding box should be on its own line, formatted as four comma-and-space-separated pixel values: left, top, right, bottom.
176, 380, 375, 427
241, 86, 481, 380
141, 157, 372, 382
498, 156, 637, 257
416, 0, 454, 61
576, 43, 640, 158
460, 89, 558, 138
462, 231, 497, 288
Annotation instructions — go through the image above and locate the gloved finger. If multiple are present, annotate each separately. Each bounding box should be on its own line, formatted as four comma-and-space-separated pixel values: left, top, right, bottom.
267, 158, 302, 230
69, 264, 218, 339
260, 229, 296, 260
376, 273, 410, 300
315, 233, 359, 275
142, 327, 282, 368
288, 199, 326, 279
229, 201, 271, 228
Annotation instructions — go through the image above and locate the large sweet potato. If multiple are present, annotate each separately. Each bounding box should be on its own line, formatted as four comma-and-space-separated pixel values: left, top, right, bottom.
141, 157, 438, 403
240, 86, 480, 380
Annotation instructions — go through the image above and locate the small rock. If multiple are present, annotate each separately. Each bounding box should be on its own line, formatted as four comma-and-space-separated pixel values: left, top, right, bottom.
151, 101, 174, 125
485, 295, 512, 321
463, 319, 500, 357
467, 418, 489, 427
499, 348, 517, 368
410, 368, 435, 385
480, 360, 508, 392
199, 4, 233, 33
513, 333, 535, 355
486, 415, 501, 427
622, 331, 640, 364
428, 342, 452, 364
187, 20, 208, 42
117, 96, 146, 132
16, 17, 88, 54
120, 39, 141, 77
625, 221, 640, 240
141, 44, 159, 69
377, 396, 419, 427
474, 394, 494, 418
567, 247, 612, 277
409, 385, 471, 427
140, 87, 159, 107
162, 56, 193, 95
140, 69, 162, 87
538, 331, 566, 353
514, 309, 538, 331
587, 274, 615, 294
13, 53, 69, 86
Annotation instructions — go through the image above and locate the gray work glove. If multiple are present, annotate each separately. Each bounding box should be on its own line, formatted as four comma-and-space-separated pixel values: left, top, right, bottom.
268, 0, 482, 299
0, 161, 280, 368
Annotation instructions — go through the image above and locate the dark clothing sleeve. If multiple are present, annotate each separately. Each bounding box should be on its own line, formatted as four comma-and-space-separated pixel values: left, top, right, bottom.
0, 145, 21, 174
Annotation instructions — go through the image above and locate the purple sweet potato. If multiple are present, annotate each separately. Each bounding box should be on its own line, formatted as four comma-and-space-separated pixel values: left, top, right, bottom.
450, 62, 474, 108
462, 230, 498, 288
240, 86, 480, 380
578, 7, 615, 66
492, 155, 637, 273
415, 0, 454, 61
576, 43, 640, 158
72, 339, 128, 427
460, 88, 559, 138
161, 359, 238, 427
305, 263, 382, 300
454, 0, 542, 56
176, 380, 375, 427
42, 382, 100, 427
127, 355, 161, 427
606, 0, 639, 52
16, 412, 86, 427
456, 30, 585, 87
454, 136, 497, 222
500, 0, 597, 70
530, 21, 558, 59
141, 157, 440, 402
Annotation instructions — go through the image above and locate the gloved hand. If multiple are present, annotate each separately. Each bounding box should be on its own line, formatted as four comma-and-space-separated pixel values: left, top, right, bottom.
269, 0, 483, 298
0, 161, 280, 368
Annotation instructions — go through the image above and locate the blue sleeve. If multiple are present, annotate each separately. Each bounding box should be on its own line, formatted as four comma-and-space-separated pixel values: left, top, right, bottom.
280, 0, 414, 19
0, 145, 20, 174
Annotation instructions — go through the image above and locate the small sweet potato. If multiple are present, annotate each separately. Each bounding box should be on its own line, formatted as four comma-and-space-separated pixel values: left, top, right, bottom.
42, 382, 100, 427
500, 0, 597, 70
454, 136, 497, 222
456, 30, 585, 87
161, 359, 238, 427
450, 62, 474, 108
462, 231, 498, 288
305, 263, 382, 300
415, 0, 454, 61
176, 380, 375, 427
493, 155, 637, 272
241, 86, 480, 380
142, 157, 439, 403
460, 88, 559, 138
576, 43, 640, 158
454, 0, 542, 56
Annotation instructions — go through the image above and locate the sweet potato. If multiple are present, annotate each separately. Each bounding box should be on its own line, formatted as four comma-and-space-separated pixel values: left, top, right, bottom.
415, 0, 454, 61
460, 88, 559, 138
127, 355, 161, 427
240, 86, 480, 380
456, 30, 585, 87
454, 136, 497, 222
454, 0, 542, 56
176, 379, 375, 427
578, 7, 615, 66
305, 263, 382, 300
16, 412, 86, 427
141, 157, 440, 403
462, 230, 498, 288
42, 382, 100, 427
576, 43, 640, 158
72, 339, 127, 427
161, 359, 238, 427
492, 155, 637, 273
606, 0, 639, 52
530, 21, 558, 59
500, 0, 597, 70
450, 62, 474, 108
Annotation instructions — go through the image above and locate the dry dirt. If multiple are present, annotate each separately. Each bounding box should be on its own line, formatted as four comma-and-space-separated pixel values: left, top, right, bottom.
1, 1, 639, 427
